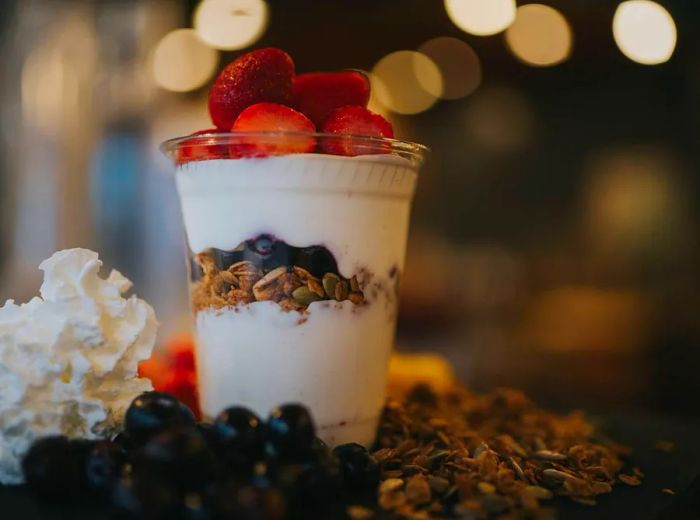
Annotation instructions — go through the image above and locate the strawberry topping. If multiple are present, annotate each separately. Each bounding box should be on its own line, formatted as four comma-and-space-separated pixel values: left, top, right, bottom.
232, 102, 316, 156
320, 105, 394, 156
292, 71, 370, 127
208, 48, 294, 131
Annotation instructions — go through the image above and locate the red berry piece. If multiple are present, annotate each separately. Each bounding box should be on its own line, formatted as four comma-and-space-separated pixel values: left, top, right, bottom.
320, 105, 394, 156
292, 71, 370, 127
209, 48, 294, 131
176, 129, 230, 165
232, 102, 316, 156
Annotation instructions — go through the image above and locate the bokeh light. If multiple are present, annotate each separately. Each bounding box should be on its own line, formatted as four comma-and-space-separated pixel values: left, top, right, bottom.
152, 29, 219, 92
583, 149, 684, 255
418, 37, 482, 99
194, 0, 268, 51
371, 51, 443, 115
464, 86, 536, 151
21, 15, 97, 133
444, 0, 516, 36
613, 1, 676, 65
505, 4, 573, 67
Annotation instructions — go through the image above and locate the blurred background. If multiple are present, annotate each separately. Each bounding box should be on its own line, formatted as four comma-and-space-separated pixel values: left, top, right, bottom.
0, 0, 698, 419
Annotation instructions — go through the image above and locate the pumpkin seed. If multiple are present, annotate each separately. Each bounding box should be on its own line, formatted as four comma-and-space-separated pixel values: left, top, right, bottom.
292, 286, 322, 306
322, 273, 340, 298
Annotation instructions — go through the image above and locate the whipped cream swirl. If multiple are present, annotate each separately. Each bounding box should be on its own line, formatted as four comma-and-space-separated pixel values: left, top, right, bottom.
0, 249, 157, 484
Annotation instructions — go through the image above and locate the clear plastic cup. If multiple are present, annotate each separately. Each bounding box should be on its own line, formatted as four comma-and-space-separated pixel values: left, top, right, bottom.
162, 132, 428, 446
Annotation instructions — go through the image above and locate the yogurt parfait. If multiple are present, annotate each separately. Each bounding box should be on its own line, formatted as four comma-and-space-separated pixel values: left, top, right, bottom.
162, 48, 427, 447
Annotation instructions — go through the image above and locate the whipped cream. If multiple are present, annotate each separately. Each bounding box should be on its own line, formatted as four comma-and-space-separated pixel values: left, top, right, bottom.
0, 249, 157, 484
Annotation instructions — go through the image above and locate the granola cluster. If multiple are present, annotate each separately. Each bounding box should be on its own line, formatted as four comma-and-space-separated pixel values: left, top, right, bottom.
191, 251, 366, 313
365, 385, 640, 519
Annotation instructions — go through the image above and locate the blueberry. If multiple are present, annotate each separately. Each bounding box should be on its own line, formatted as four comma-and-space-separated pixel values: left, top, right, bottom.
214, 407, 265, 471
265, 404, 316, 460
112, 431, 134, 453
282, 461, 341, 514
211, 248, 244, 271
22, 436, 86, 501
112, 475, 181, 519
311, 436, 329, 456
243, 236, 292, 271
294, 246, 338, 278
125, 392, 196, 444
214, 407, 264, 454
250, 235, 274, 256
333, 443, 380, 493
196, 422, 219, 449
134, 429, 215, 492
85, 440, 125, 494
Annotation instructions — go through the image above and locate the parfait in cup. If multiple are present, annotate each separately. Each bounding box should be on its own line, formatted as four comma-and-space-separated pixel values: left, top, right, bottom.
161, 48, 428, 447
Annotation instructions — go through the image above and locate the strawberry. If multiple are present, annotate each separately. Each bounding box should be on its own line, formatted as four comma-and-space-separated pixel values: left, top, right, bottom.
320, 105, 394, 156
232, 102, 316, 156
292, 71, 370, 127
209, 48, 294, 131
176, 129, 229, 164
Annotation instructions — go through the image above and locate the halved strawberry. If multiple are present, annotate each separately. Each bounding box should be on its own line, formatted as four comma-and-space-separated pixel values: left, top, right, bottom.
320, 105, 394, 156
232, 102, 316, 156
292, 71, 370, 127
209, 48, 295, 131
176, 129, 229, 164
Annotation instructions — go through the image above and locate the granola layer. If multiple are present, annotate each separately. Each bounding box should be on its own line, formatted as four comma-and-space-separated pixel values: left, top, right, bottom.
190, 243, 368, 313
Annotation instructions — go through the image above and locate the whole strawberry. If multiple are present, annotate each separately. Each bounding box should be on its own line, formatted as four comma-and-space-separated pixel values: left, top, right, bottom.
209, 48, 295, 131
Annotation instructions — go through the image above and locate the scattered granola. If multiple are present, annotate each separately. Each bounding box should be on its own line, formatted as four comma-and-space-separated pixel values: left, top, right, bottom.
191, 249, 366, 313
371, 384, 638, 519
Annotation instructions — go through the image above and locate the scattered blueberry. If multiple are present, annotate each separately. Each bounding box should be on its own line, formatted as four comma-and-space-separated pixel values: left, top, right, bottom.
284, 460, 342, 514
214, 407, 264, 455
85, 440, 125, 493
134, 429, 215, 492
196, 422, 219, 449
112, 475, 181, 519
333, 443, 380, 493
22, 436, 86, 501
125, 392, 196, 444
265, 404, 316, 460
112, 431, 134, 453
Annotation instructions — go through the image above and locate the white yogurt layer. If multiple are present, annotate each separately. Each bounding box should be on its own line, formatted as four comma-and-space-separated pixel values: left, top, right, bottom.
196, 300, 395, 447
175, 153, 418, 276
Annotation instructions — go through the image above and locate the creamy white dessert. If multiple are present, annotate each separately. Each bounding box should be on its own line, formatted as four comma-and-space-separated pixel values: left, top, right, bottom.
175, 153, 419, 446
0, 249, 157, 484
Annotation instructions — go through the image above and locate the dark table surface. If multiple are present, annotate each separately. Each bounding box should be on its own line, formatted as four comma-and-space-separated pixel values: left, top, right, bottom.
2, 411, 699, 520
